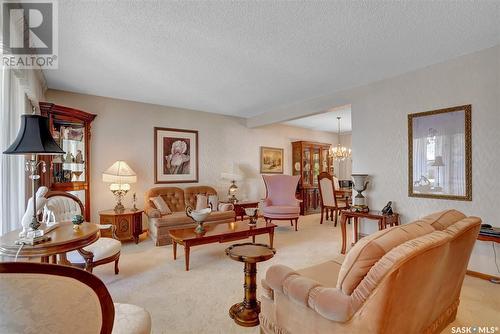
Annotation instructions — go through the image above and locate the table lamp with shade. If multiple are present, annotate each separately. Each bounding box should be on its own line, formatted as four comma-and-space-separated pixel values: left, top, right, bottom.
3, 114, 65, 239
102, 161, 137, 213
431, 156, 445, 189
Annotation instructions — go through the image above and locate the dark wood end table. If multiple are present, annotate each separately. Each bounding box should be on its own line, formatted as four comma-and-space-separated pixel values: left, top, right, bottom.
99, 209, 144, 244
168, 220, 276, 271
226, 242, 275, 327
224, 201, 260, 221
340, 210, 400, 254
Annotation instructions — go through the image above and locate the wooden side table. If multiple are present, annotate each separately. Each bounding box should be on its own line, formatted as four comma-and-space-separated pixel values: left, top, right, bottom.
340, 210, 400, 254
99, 209, 144, 244
229, 201, 260, 221
466, 232, 500, 284
226, 243, 275, 327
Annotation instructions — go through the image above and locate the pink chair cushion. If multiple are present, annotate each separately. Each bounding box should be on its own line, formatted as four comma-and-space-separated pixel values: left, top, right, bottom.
263, 206, 300, 215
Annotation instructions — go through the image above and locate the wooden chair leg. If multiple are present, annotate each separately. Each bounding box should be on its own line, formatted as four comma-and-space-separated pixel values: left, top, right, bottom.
320, 207, 324, 224
114, 258, 119, 275
294, 219, 298, 231
334, 210, 338, 225
290, 219, 293, 226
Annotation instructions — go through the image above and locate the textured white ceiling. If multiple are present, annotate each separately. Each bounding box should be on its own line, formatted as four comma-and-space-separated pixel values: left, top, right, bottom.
44, 1, 500, 118
283, 105, 351, 133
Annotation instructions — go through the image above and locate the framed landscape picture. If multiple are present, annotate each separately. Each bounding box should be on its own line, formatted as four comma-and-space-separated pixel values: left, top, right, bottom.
154, 127, 198, 183
260, 146, 284, 174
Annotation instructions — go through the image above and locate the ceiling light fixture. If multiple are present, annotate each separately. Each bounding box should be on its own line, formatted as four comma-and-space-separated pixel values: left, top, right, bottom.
330, 116, 351, 161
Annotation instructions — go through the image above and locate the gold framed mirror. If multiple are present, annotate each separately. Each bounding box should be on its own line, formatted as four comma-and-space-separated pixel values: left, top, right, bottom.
408, 105, 471, 201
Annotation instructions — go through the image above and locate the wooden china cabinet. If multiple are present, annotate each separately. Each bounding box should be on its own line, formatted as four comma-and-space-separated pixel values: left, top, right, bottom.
39, 102, 97, 221
292, 141, 333, 215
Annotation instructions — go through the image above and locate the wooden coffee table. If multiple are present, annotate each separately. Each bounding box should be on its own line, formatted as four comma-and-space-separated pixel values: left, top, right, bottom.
168, 220, 276, 271
226, 243, 275, 327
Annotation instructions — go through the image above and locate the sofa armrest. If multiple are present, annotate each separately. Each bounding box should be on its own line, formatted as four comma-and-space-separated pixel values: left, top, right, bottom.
262, 198, 272, 207
264, 264, 352, 322
218, 203, 234, 211
145, 207, 161, 218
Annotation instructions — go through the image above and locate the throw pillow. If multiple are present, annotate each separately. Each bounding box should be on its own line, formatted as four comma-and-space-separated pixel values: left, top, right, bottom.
208, 195, 219, 211
150, 196, 172, 215
195, 194, 208, 211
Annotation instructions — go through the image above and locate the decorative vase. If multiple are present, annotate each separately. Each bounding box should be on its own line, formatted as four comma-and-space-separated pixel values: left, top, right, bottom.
186, 206, 212, 234
72, 214, 84, 230
351, 174, 369, 212
245, 208, 259, 226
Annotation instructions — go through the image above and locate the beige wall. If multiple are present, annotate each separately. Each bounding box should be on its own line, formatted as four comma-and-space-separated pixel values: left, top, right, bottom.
45, 89, 337, 224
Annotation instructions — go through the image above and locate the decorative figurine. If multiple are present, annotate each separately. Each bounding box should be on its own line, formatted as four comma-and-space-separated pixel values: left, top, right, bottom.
75, 150, 84, 163
20, 187, 48, 237
64, 152, 74, 163
381, 201, 393, 215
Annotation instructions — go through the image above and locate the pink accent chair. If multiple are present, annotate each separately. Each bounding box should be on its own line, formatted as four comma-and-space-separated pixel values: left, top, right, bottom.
262, 175, 301, 231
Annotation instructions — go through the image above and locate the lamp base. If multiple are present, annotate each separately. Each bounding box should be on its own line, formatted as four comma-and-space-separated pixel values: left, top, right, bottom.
114, 203, 125, 213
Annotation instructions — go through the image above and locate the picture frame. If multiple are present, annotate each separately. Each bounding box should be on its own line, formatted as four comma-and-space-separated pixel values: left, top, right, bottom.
408, 105, 471, 201
154, 127, 199, 183
260, 146, 284, 174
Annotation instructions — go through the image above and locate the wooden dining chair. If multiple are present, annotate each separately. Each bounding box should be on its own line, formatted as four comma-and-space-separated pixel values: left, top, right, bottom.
45, 191, 122, 274
318, 172, 350, 225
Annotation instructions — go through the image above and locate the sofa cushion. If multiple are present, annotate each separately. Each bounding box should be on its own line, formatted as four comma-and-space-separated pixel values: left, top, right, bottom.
297, 259, 343, 288
195, 194, 208, 210
150, 195, 171, 215
420, 209, 467, 231
337, 221, 435, 294
144, 187, 185, 213
153, 210, 235, 228
184, 186, 217, 209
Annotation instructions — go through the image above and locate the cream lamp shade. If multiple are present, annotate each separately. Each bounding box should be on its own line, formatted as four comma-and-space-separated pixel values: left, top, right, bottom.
102, 161, 137, 212
102, 161, 137, 184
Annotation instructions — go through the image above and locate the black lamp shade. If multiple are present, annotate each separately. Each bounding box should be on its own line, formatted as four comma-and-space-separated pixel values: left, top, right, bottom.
3, 114, 65, 155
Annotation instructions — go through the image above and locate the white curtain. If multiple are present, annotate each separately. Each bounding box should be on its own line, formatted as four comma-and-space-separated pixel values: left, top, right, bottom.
0, 68, 27, 235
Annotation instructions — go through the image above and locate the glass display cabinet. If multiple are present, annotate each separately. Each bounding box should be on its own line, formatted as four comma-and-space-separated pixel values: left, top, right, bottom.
292, 141, 332, 215
39, 102, 96, 220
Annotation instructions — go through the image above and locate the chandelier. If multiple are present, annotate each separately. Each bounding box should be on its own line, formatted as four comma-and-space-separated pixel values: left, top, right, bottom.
330, 116, 351, 161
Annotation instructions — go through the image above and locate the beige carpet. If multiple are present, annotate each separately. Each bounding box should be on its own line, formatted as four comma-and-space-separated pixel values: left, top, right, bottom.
92, 214, 500, 334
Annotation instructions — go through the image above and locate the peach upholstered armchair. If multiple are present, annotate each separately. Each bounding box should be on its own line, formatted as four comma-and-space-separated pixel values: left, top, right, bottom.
259, 210, 481, 334
0, 262, 151, 334
262, 175, 301, 231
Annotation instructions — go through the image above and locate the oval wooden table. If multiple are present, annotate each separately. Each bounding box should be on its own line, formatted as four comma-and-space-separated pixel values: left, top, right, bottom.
0, 222, 99, 265
226, 242, 276, 327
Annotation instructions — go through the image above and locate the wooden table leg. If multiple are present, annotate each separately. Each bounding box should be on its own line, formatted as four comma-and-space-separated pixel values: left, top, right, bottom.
353, 217, 359, 244
340, 213, 348, 254
252, 235, 256, 243
41, 256, 49, 263
58, 253, 71, 266
173, 241, 177, 260
378, 219, 383, 230
229, 261, 260, 327
269, 229, 274, 249
185, 245, 190, 271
